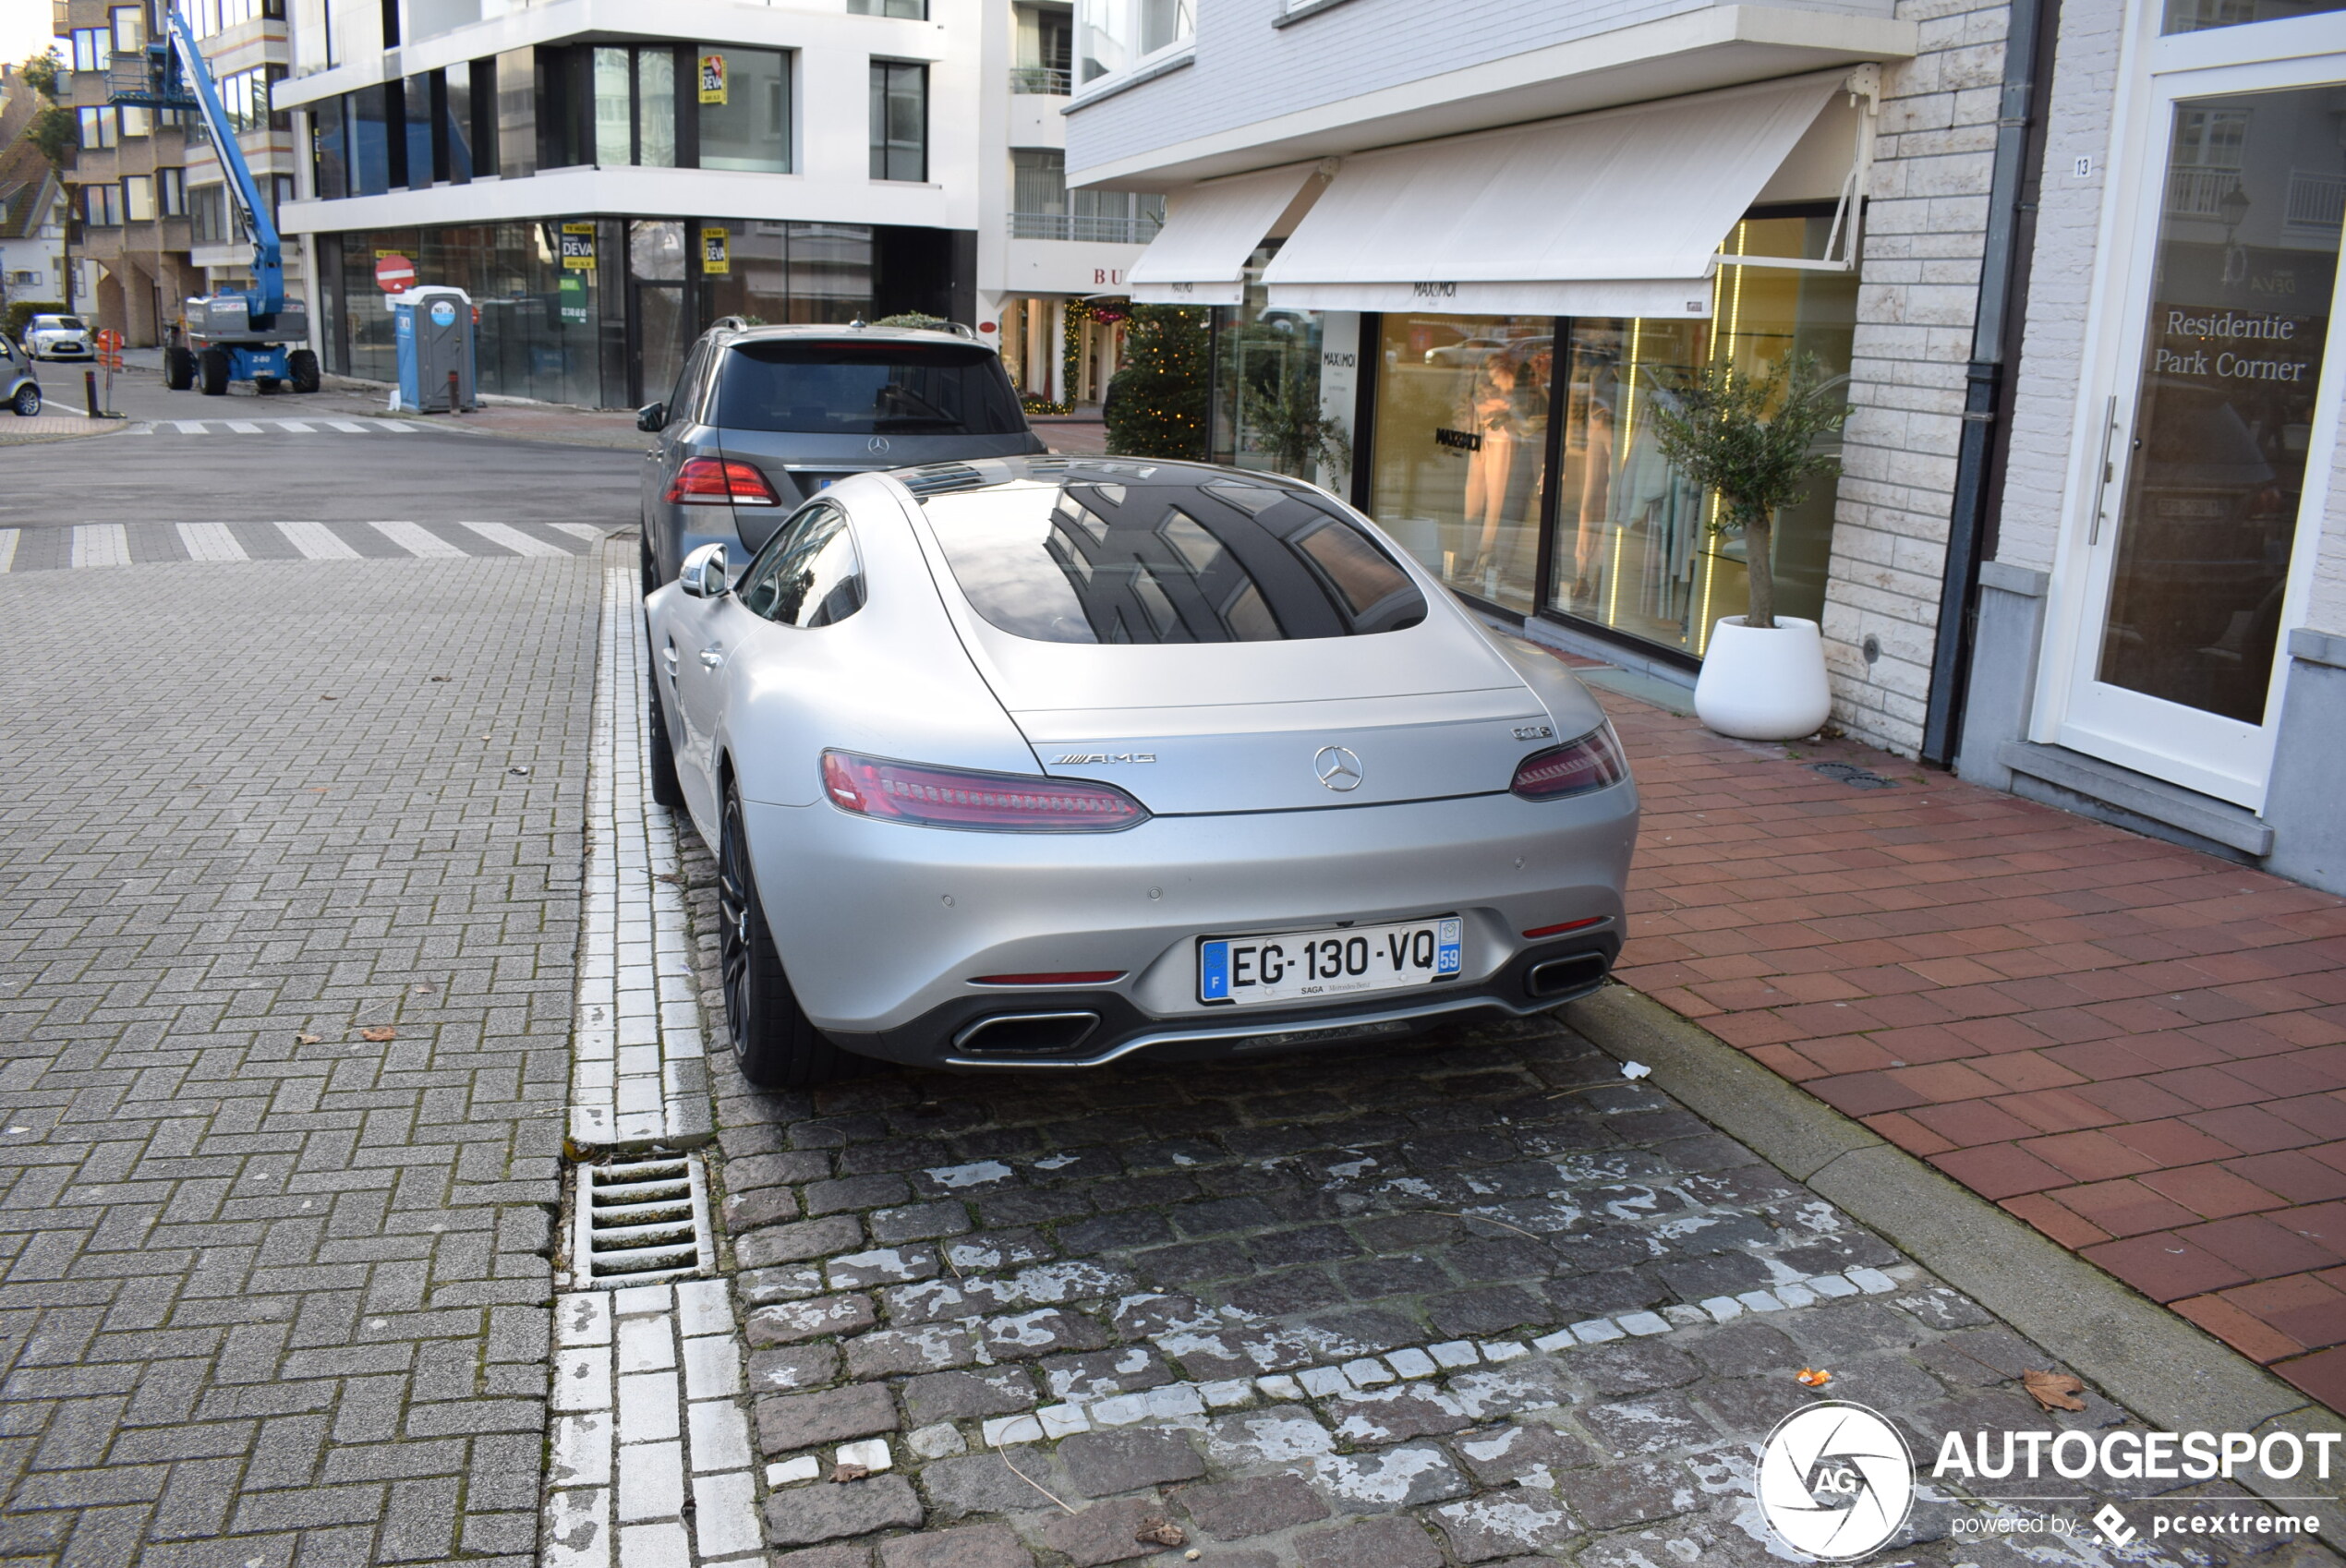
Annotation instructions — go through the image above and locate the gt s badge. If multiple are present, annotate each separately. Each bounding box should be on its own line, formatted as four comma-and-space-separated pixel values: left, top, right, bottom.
1056, 753, 1156, 765
1514, 725, 1555, 741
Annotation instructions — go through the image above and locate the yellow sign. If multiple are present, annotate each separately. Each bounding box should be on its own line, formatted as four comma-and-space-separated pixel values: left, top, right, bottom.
698, 53, 727, 105
560, 223, 596, 271
700, 228, 730, 275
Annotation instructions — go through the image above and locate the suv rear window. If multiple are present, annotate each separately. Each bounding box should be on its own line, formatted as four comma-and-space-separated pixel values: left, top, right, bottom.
713, 340, 1025, 436
923, 477, 1428, 644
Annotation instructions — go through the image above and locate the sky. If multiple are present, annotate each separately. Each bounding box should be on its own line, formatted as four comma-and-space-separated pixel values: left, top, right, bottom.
2, 2, 63, 73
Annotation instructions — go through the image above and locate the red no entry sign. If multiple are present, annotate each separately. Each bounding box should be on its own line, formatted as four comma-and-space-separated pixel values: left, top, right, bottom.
375, 254, 417, 292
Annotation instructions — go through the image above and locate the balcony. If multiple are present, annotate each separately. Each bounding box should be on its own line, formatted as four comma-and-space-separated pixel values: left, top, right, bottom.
1010, 65, 1072, 95
1009, 210, 1162, 244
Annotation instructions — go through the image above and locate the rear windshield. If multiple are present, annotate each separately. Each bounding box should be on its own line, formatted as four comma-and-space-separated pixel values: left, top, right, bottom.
713, 341, 1026, 436
923, 477, 1428, 644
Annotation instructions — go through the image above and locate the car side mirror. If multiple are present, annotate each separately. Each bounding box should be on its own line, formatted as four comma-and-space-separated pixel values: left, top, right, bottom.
637, 402, 667, 432
679, 541, 731, 598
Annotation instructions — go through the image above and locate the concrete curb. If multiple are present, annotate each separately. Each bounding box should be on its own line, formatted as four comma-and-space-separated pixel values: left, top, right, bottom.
1562, 982, 2345, 1534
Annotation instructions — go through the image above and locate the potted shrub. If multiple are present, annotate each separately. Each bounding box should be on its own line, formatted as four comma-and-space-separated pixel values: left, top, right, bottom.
1244, 365, 1348, 487
1650, 352, 1846, 741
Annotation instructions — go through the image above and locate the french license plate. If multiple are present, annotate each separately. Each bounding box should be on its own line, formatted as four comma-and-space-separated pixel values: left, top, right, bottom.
1199, 916, 1462, 1007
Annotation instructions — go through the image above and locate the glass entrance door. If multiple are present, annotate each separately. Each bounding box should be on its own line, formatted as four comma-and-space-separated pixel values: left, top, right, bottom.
2057, 64, 2346, 805
630, 219, 690, 406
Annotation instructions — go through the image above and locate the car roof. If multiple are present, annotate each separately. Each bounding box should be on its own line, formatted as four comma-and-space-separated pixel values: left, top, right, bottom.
882, 455, 1323, 502
708, 320, 994, 354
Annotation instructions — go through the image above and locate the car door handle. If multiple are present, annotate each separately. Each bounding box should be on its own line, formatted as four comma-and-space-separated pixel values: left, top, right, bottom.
698, 646, 724, 669
661, 642, 679, 671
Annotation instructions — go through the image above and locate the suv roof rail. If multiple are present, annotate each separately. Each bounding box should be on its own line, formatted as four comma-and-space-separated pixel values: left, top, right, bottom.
708, 316, 753, 335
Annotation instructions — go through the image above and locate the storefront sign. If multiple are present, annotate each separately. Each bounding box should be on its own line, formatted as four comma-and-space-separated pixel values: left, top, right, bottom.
560, 223, 596, 271
2151, 307, 2319, 383
701, 228, 730, 275
699, 54, 727, 105
1432, 426, 1482, 452
557, 271, 588, 324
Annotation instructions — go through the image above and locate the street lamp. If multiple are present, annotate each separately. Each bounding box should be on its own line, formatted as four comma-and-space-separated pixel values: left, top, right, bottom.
2220, 180, 2251, 283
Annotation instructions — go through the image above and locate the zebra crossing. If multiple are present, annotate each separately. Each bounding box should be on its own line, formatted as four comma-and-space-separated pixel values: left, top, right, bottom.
127, 417, 421, 436
0, 519, 615, 573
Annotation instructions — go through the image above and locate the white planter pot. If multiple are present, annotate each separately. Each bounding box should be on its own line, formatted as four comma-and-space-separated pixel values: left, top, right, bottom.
1693, 616, 1833, 741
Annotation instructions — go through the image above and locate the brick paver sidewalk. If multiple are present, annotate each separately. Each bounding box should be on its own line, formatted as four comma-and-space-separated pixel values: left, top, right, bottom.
1592, 682, 2346, 1409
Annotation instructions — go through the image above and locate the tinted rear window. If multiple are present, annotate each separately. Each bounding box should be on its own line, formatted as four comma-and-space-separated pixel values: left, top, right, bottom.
923, 478, 1427, 644
713, 340, 1026, 436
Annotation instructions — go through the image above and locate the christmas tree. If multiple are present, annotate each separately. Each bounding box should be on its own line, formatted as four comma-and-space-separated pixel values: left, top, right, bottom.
1104, 305, 1210, 460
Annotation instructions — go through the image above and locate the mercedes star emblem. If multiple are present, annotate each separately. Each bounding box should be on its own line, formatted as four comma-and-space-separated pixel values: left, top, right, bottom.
1313, 745, 1363, 792
867, 436, 891, 454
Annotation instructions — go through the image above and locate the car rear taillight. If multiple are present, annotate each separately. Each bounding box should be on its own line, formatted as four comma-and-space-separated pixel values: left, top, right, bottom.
821, 751, 1149, 833
1511, 724, 1629, 800
665, 458, 781, 506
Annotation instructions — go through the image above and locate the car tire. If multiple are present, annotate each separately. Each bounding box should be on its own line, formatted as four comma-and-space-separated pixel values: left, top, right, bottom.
718, 778, 856, 1089
289, 350, 320, 393
164, 346, 196, 390
647, 657, 686, 811
198, 349, 229, 396
10, 383, 40, 417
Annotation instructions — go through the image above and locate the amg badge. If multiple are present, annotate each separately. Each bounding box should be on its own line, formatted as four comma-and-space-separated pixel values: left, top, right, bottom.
1055, 753, 1156, 765
1514, 724, 1555, 741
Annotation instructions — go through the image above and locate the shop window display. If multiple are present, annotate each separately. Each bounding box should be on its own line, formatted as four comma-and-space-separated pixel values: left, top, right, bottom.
1209, 266, 1324, 479
1546, 215, 1855, 656
1367, 315, 1554, 614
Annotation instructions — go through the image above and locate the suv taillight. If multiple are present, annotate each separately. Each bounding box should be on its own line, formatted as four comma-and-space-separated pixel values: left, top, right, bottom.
665, 458, 781, 507
1511, 724, 1629, 800
821, 751, 1149, 833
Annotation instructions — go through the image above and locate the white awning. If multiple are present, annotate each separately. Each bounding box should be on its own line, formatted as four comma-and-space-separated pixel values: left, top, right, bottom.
1262, 70, 1858, 320
1126, 162, 1326, 306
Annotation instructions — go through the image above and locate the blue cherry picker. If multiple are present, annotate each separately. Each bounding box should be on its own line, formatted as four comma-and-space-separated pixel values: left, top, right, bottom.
110, 6, 318, 395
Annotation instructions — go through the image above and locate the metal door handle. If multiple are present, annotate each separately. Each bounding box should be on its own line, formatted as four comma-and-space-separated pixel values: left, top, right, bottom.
699, 647, 724, 669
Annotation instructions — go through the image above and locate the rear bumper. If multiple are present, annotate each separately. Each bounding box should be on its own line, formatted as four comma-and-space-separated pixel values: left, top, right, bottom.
826, 928, 1620, 1068
744, 782, 1637, 1067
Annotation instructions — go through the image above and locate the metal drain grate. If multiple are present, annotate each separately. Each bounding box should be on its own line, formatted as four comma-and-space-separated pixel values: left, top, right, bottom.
573, 1154, 714, 1285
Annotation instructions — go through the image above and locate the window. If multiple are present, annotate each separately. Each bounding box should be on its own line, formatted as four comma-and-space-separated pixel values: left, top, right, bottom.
78, 107, 118, 150
496, 48, 536, 179
592, 46, 630, 166
924, 476, 1426, 645
444, 63, 480, 183
635, 48, 675, 168
191, 182, 231, 243
2164, 0, 2346, 30
312, 95, 347, 199
349, 82, 391, 195
274, 175, 295, 224
739, 504, 865, 629
191, 0, 285, 35
848, 0, 927, 14
1012, 4, 1074, 92
697, 46, 789, 174
122, 175, 155, 222
217, 66, 292, 135
713, 341, 1024, 435
1076, 0, 1192, 84
111, 6, 145, 53
84, 185, 123, 225
71, 29, 106, 71
120, 105, 151, 137
868, 60, 925, 182
157, 166, 185, 216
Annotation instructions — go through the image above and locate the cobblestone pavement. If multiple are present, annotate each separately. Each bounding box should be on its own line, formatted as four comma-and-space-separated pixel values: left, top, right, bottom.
651, 841, 2340, 1568
0, 556, 599, 1568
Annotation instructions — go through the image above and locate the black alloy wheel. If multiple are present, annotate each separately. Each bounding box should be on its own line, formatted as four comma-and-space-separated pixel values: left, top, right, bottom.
10, 383, 39, 416
717, 780, 853, 1089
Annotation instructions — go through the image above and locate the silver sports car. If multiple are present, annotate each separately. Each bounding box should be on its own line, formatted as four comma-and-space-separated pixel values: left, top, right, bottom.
643, 456, 1639, 1087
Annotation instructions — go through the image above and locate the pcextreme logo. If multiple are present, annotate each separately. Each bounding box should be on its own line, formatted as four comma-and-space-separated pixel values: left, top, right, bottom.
1758, 1402, 1916, 1562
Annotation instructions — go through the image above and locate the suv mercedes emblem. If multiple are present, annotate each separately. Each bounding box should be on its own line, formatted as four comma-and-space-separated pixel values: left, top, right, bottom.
867, 436, 891, 454
1313, 745, 1363, 792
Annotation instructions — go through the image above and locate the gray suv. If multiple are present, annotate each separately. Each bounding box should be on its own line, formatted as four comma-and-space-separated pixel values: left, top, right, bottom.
636, 320, 1046, 590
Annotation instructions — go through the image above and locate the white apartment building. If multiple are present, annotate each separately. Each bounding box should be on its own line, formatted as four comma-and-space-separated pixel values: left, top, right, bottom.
269, 0, 1157, 409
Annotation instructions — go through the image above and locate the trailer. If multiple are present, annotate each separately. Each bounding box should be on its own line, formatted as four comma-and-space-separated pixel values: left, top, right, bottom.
111, 6, 318, 395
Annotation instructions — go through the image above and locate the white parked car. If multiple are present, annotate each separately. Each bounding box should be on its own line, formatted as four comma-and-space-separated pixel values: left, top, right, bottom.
23, 314, 93, 362
643, 455, 1639, 1088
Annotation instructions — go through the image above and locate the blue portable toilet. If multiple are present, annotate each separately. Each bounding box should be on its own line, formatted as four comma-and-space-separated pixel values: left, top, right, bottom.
391, 286, 478, 412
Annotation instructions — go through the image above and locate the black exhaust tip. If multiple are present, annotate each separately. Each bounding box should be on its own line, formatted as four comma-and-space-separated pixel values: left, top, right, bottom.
1527, 953, 1610, 1001
952, 1011, 1102, 1060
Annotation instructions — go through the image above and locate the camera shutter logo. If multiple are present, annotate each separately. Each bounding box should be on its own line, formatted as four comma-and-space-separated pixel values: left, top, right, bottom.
1757, 1401, 1915, 1562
